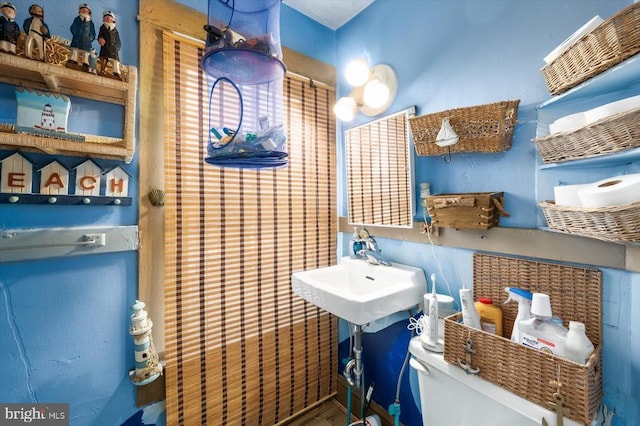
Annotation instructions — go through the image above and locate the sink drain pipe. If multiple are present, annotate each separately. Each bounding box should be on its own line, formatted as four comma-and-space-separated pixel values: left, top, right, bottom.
343, 324, 365, 424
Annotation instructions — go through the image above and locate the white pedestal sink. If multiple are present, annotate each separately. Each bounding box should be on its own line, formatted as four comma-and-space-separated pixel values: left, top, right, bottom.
291, 256, 427, 325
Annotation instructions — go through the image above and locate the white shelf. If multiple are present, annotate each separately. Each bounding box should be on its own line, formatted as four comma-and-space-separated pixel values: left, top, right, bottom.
536, 54, 640, 241
538, 53, 640, 110
539, 147, 640, 170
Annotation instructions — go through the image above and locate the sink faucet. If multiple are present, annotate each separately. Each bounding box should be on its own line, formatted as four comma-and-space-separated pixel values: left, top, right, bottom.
358, 236, 392, 266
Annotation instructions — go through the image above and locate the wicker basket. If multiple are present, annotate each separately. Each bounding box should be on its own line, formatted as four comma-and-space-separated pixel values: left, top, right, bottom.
539, 200, 640, 243
409, 100, 520, 156
426, 192, 508, 230
535, 107, 640, 164
444, 253, 603, 425
541, 3, 640, 95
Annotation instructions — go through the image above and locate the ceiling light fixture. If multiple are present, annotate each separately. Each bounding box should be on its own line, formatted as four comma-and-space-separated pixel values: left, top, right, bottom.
334, 60, 398, 122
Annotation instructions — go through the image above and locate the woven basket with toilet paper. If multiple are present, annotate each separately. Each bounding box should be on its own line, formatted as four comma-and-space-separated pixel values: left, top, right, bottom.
534, 106, 640, 164
540, 2, 640, 95
541, 173, 640, 243
444, 254, 602, 425
539, 201, 640, 243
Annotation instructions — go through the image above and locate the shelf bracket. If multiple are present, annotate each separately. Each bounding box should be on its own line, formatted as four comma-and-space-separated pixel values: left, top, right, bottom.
42, 73, 59, 92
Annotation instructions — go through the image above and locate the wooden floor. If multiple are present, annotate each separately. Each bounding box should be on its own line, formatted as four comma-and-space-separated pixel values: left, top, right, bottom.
285, 399, 353, 426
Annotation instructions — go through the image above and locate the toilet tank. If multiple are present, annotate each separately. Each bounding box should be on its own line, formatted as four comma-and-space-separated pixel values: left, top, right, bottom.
409, 337, 581, 426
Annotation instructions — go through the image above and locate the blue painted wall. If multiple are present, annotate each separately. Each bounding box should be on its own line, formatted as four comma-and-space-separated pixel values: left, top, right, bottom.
0, 1, 329, 425
0, 1, 144, 425
335, 1, 639, 425
2, 1, 638, 425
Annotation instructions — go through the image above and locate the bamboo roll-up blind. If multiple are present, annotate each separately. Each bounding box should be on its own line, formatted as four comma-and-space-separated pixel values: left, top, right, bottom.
346, 110, 413, 227
162, 32, 337, 425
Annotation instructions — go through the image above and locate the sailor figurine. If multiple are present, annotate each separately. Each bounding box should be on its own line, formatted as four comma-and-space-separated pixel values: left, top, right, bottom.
87, 47, 97, 74
23, 3, 50, 61
0, 2, 20, 55
69, 3, 95, 67
97, 10, 121, 78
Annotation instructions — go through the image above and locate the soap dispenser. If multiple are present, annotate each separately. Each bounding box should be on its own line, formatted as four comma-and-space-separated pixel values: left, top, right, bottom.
350, 228, 363, 258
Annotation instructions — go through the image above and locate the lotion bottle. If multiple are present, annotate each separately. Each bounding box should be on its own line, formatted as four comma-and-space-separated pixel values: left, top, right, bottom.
459, 287, 481, 330
475, 297, 503, 336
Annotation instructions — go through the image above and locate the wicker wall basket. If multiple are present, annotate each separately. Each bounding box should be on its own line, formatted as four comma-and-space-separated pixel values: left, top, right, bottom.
541, 2, 640, 95
444, 254, 603, 425
535, 107, 640, 164
539, 200, 640, 243
426, 192, 508, 230
409, 100, 520, 156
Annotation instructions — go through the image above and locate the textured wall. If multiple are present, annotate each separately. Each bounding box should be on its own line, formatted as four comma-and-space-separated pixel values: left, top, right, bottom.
0, 1, 143, 425
335, 1, 638, 425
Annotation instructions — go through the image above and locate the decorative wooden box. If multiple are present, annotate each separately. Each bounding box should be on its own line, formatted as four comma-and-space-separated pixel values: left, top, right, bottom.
425, 192, 507, 230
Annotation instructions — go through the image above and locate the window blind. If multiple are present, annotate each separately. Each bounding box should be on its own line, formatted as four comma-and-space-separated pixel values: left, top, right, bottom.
162, 32, 337, 425
345, 111, 413, 227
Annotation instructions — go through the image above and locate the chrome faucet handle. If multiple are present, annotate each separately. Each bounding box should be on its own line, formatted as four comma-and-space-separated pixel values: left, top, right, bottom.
361, 249, 392, 266
365, 237, 379, 252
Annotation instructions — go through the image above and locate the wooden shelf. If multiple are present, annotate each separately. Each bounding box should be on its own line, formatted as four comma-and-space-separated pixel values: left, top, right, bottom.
0, 131, 129, 161
0, 52, 137, 163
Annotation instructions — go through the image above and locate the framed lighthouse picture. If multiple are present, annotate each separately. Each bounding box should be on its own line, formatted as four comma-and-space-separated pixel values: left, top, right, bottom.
15, 87, 85, 142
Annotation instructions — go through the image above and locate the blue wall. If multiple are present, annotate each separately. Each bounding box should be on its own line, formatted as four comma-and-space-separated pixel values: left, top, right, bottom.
335, 1, 638, 425
2, 1, 638, 425
0, 1, 330, 425
0, 1, 143, 425
0, 0, 145, 425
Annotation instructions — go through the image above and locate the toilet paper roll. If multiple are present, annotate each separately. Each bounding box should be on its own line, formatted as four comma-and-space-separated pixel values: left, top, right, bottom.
584, 95, 640, 125
577, 174, 640, 208
549, 111, 588, 134
554, 183, 590, 207
543, 15, 603, 64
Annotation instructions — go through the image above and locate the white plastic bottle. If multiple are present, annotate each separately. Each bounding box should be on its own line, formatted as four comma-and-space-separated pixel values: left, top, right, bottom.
519, 293, 568, 356
564, 321, 595, 364
459, 288, 482, 330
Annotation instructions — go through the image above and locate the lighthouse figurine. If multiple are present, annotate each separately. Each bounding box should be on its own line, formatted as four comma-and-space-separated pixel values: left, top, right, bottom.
129, 299, 162, 386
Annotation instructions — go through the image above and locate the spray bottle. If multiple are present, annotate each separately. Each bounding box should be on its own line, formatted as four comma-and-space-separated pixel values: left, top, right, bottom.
504, 287, 533, 343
